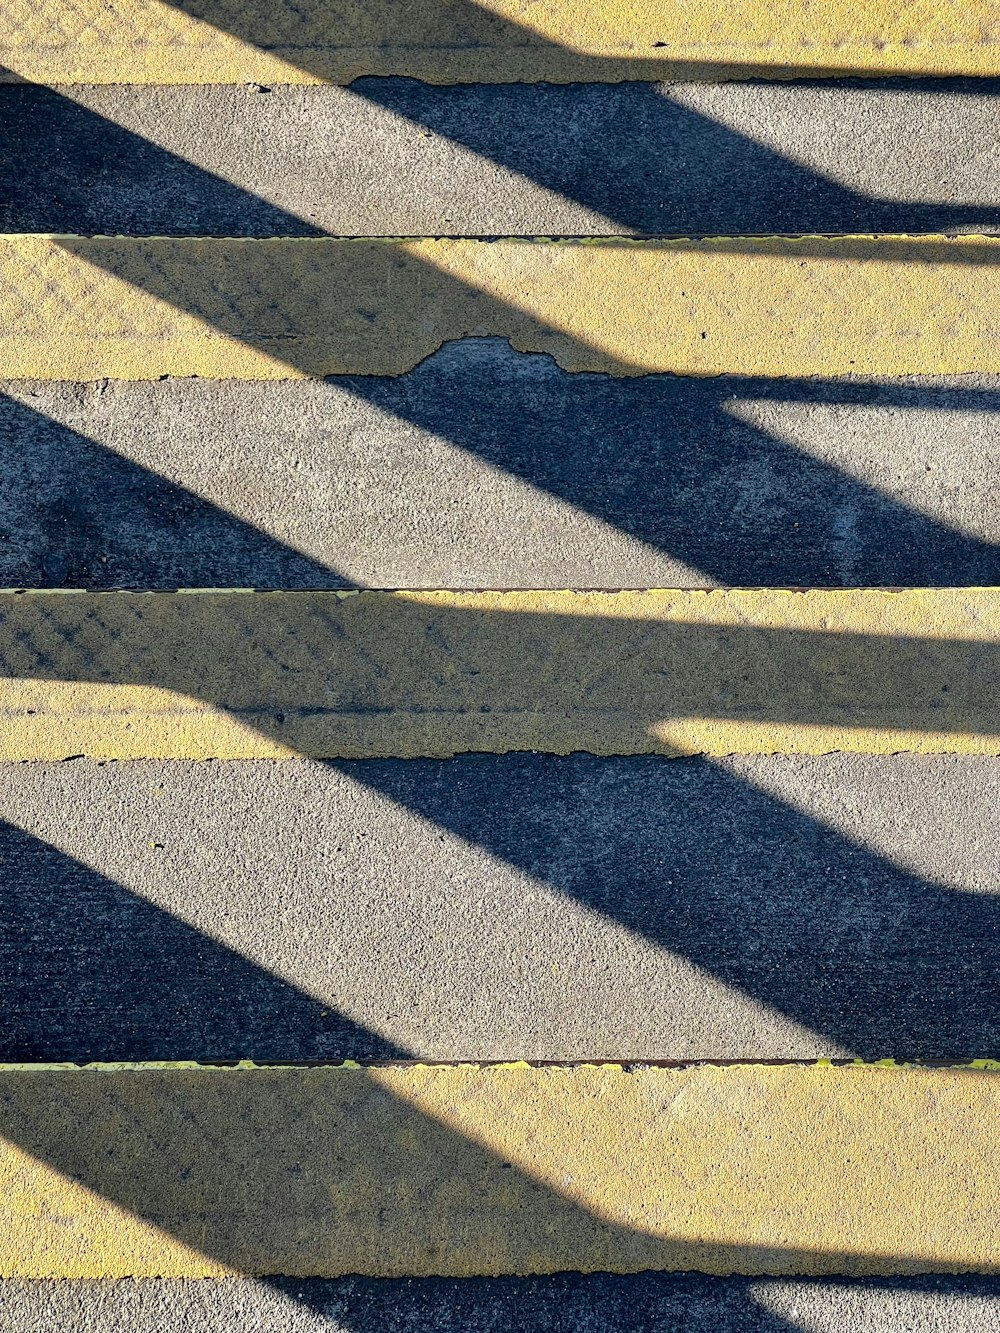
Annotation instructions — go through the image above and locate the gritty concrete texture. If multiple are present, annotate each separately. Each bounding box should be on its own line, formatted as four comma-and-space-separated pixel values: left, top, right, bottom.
2, 0, 999, 83
0, 753, 997, 1063
8, 234, 1000, 381
3, 1274, 1000, 1332
3, 81, 1000, 237
8, 349, 1000, 591
0, 587, 997, 760
0, 1062, 996, 1278
2, 0, 998, 1315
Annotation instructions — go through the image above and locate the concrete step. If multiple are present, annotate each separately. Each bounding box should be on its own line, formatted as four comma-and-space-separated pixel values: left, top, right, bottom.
3, 80, 1000, 237
0, 753, 995, 1063
6, 1274, 1000, 1332
5, 350, 1000, 590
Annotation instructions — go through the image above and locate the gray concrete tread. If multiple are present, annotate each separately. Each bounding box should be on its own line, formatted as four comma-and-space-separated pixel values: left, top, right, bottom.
2, 81, 999, 237
0, 753, 994, 1064
6, 347, 1000, 590
3, 1274, 1000, 1331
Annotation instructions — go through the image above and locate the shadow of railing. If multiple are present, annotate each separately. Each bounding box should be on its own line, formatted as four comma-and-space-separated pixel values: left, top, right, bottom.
344, 350, 1000, 588
2, 589, 999, 756
345, 752, 1000, 1062
152, 0, 1000, 83
0, 808, 997, 1310
257, 1271, 1000, 1332
0, 390, 335, 589
5, 346, 1000, 590
1, 584, 999, 1061
6, 80, 1000, 238
0, 1058, 996, 1283
0, 821, 400, 1062
3, 743, 1000, 1063
353, 76, 1000, 236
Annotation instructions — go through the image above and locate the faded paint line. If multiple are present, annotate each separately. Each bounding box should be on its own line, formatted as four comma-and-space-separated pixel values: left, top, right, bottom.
2, 0, 1000, 84
3, 235, 1000, 380
0, 1061, 995, 1277
0, 588, 997, 758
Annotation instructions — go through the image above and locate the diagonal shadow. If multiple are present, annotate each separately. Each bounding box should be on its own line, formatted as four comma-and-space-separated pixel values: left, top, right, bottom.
343, 345, 1000, 588
2, 2, 1000, 1309
350, 753, 1000, 1060
0, 391, 337, 589
354, 76, 1000, 237
5, 84, 1000, 586
0, 87, 323, 238
0, 822, 996, 1305
0, 2, 997, 1071
9, 1044, 989, 1291
1, 584, 999, 1058
157, 0, 1000, 84
4, 590, 1000, 753
6, 79, 1000, 238
5, 346, 1000, 590
2, 378, 998, 1061
1, 405, 998, 1299
0, 818, 401, 1061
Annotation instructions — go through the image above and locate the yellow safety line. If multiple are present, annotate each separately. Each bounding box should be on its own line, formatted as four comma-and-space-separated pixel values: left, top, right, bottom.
3, 235, 1000, 381
2, 0, 999, 84
0, 1061, 995, 1277
0, 587, 996, 759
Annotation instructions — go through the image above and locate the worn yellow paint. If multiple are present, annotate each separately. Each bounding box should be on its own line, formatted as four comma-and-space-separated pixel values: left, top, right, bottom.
0, 1062, 995, 1277
0, 588, 997, 759
2, 0, 999, 84
3, 235, 1000, 381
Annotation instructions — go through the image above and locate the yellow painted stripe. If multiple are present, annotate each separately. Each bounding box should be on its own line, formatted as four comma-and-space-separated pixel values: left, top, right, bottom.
0, 588, 997, 759
7, 235, 1000, 381
2, 0, 999, 84
0, 1062, 995, 1277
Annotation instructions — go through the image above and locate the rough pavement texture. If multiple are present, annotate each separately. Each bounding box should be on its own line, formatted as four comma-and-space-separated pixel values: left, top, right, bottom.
0, 38, 997, 1316
3, 1274, 1000, 1331
0, 1063, 996, 1278
2, 0, 999, 83
6, 346, 1000, 590
0, 753, 996, 1062
8, 234, 1000, 381
2, 81, 1000, 236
